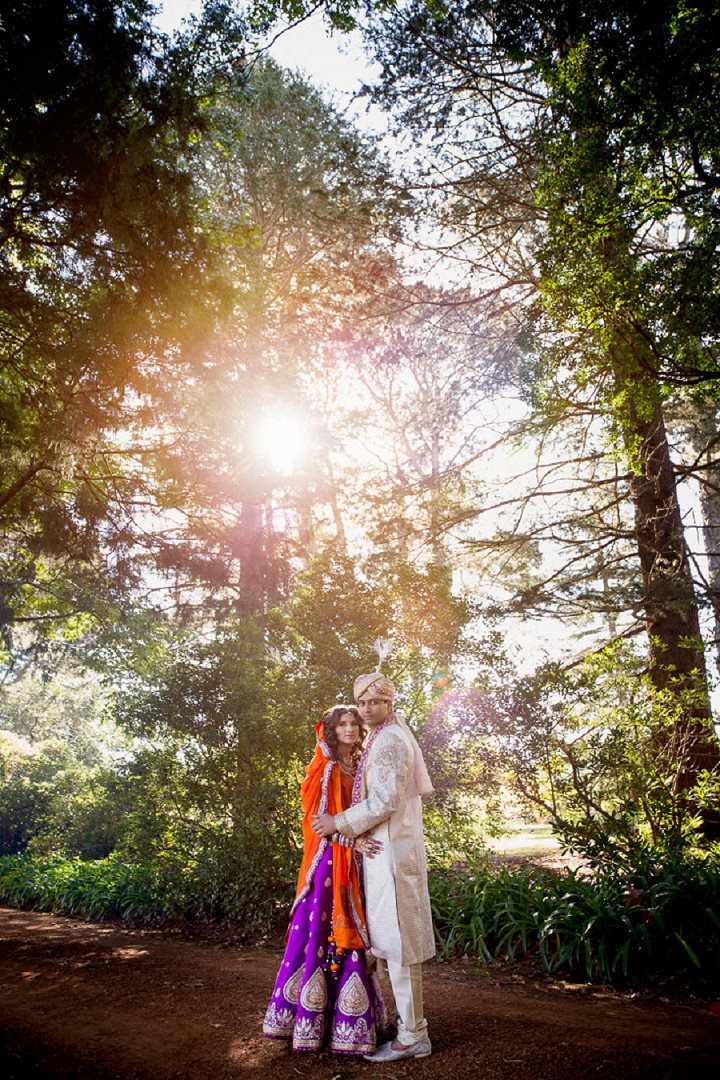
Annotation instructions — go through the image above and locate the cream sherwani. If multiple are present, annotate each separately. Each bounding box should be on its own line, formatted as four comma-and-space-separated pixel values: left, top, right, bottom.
335, 721, 435, 967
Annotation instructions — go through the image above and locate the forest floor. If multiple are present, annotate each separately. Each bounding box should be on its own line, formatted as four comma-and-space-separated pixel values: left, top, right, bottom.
2, 905, 720, 1080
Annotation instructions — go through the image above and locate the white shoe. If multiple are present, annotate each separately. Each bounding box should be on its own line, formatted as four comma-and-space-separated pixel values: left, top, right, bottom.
364, 1037, 432, 1062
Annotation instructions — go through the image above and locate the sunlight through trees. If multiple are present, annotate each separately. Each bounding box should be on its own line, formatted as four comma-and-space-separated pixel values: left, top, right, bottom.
2, 0, 720, 980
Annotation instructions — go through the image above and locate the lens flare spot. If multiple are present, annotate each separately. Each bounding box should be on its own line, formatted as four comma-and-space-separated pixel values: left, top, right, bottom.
252, 413, 307, 476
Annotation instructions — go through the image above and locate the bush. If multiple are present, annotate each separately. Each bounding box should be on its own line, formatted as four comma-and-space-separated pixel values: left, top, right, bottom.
0, 848, 294, 937
429, 846, 720, 984
0, 853, 166, 920
0, 732, 123, 858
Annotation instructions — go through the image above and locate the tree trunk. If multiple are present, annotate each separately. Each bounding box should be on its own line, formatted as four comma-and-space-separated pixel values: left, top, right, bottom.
237, 499, 266, 615
295, 496, 318, 569
615, 340, 720, 798
324, 457, 347, 552
429, 426, 449, 567
685, 403, 720, 672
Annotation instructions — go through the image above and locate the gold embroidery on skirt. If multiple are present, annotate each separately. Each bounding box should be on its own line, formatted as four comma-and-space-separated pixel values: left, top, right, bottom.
330, 1016, 374, 1053
300, 966, 328, 1012
263, 1003, 295, 1037
283, 965, 303, 1005
293, 1012, 325, 1050
338, 971, 370, 1016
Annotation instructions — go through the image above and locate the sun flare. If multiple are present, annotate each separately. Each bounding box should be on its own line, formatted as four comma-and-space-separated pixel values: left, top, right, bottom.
251, 412, 307, 476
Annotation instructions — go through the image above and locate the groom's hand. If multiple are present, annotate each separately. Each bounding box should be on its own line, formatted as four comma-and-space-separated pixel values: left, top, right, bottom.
312, 812, 336, 837
355, 835, 383, 858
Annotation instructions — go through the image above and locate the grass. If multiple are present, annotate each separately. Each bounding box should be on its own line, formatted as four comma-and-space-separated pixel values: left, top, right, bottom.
487, 823, 561, 859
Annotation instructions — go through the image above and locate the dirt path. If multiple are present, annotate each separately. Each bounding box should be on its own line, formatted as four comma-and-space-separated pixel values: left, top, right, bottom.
1, 907, 719, 1079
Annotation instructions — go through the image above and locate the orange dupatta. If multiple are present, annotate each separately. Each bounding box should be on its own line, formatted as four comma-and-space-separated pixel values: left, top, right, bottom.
291, 722, 368, 951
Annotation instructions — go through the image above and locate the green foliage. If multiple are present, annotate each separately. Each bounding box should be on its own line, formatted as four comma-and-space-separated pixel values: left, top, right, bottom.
0, 666, 114, 763
272, 549, 468, 724
0, 0, 243, 659
430, 847, 720, 984
422, 799, 488, 871
112, 616, 268, 744
0, 730, 125, 858
470, 640, 720, 852
0, 849, 291, 937
430, 862, 541, 963
0, 853, 167, 921
536, 845, 720, 981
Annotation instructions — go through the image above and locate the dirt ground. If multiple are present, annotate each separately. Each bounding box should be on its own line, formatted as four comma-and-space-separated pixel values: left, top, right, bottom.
1, 907, 719, 1080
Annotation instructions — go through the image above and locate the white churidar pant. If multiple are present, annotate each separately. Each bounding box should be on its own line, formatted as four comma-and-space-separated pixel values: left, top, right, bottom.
385, 959, 428, 1046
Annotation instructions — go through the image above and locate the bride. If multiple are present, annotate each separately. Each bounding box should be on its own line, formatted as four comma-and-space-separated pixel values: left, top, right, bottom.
263, 704, 386, 1055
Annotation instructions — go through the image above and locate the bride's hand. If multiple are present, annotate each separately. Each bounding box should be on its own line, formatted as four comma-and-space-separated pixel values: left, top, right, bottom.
355, 835, 383, 858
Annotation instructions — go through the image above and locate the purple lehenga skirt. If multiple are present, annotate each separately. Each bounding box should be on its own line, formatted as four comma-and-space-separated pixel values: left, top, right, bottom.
263, 846, 386, 1054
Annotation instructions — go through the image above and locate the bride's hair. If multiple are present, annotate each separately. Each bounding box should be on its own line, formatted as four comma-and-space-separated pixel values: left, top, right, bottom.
321, 704, 365, 769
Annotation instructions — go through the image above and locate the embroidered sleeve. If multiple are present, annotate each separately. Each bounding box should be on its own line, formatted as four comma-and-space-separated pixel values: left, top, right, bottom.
336, 732, 412, 838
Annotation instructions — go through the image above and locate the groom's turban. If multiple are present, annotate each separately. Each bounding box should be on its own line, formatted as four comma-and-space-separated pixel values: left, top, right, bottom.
353, 672, 396, 702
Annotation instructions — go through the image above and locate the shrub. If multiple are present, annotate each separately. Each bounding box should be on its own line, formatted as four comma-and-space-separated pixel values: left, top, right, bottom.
0, 853, 166, 919
429, 846, 720, 984
0, 849, 293, 937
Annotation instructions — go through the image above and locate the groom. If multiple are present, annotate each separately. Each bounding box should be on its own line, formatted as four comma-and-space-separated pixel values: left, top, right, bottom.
313, 671, 434, 1061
